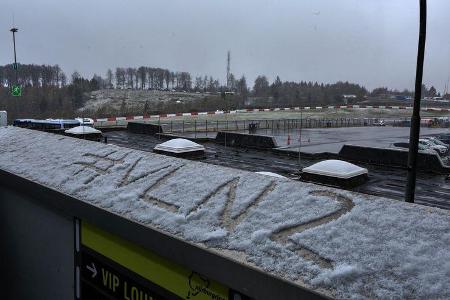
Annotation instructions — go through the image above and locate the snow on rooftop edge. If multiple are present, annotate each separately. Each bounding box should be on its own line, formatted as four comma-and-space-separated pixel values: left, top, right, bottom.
0, 126, 449, 300
255, 171, 286, 179
302, 160, 368, 179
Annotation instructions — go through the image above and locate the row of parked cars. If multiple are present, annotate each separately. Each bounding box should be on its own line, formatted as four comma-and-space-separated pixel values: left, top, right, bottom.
393, 135, 450, 157
418, 137, 449, 156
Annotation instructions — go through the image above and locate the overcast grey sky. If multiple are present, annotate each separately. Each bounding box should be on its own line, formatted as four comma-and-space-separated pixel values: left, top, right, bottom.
1, 0, 450, 92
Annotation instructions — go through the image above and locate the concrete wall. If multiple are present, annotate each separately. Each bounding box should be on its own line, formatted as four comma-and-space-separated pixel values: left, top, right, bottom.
215, 132, 278, 149
339, 145, 450, 173
127, 122, 163, 135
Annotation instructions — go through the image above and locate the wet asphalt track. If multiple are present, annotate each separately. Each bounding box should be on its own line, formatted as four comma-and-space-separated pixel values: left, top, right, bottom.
104, 131, 450, 210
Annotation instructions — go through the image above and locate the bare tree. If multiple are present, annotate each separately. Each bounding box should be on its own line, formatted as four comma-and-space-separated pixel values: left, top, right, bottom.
115, 68, 126, 89
126, 68, 135, 89
137, 67, 146, 89
106, 69, 114, 89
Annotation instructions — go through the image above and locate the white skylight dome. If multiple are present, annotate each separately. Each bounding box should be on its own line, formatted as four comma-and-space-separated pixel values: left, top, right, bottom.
255, 171, 286, 179
65, 126, 102, 135
302, 160, 368, 179
154, 138, 205, 154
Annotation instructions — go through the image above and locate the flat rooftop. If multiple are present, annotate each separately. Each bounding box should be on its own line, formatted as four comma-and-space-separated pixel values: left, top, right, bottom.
105, 131, 450, 210
1, 127, 450, 299
155, 125, 449, 155
265, 126, 449, 154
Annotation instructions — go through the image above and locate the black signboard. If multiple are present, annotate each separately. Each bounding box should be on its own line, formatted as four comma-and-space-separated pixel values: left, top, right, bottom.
74, 219, 251, 300
81, 247, 178, 300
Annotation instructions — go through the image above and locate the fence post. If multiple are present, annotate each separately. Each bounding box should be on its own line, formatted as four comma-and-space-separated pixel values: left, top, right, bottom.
206, 120, 208, 137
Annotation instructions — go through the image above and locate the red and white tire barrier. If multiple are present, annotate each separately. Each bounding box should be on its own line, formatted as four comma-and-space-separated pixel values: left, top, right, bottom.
93, 105, 450, 122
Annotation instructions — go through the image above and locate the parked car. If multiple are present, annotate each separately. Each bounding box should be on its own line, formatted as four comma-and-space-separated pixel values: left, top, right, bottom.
418, 139, 447, 155
437, 134, 450, 145
417, 143, 431, 151
424, 136, 449, 147
75, 117, 95, 126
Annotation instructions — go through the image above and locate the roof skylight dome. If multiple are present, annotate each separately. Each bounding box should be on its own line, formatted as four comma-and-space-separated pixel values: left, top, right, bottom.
154, 138, 205, 157
65, 126, 101, 135
302, 159, 368, 188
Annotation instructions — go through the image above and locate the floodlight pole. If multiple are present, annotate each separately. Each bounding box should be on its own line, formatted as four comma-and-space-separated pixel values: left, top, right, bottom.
405, 0, 427, 203
10, 27, 19, 84
223, 91, 227, 148
298, 109, 302, 168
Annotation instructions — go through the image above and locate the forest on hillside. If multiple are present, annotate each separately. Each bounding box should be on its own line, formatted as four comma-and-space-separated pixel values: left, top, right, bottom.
0, 63, 447, 120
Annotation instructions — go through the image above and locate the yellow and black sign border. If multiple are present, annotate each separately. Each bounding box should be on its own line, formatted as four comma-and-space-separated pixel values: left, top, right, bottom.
75, 219, 246, 300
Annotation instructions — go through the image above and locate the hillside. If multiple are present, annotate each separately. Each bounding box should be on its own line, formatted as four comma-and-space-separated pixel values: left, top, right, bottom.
80, 89, 216, 113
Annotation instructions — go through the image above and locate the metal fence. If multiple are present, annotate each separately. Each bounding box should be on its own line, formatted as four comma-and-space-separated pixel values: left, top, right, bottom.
157, 118, 383, 136
94, 117, 449, 137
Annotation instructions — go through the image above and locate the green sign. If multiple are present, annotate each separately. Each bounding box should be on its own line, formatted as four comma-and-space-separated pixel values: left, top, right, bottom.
11, 85, 21, 97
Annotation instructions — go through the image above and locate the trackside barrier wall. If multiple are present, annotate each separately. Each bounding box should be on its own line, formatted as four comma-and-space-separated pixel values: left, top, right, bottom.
0, 169, 329, 300
91, 105, 450, 124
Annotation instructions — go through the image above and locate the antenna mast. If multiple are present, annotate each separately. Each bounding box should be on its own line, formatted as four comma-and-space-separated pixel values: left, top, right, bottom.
445, 75, 449, 95
226, 50, 231, 91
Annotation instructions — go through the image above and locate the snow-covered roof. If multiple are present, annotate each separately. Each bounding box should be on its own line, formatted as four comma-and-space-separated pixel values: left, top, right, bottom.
154, 138, 205, 153
302, 160, 368, 179
0, 126, 450, 299
65, 126, 102, 135
255, 171, 286, 179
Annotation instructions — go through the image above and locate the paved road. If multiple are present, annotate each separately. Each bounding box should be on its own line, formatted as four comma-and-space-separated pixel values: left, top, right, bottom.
273, 126, 450, 152
104, 131, 450, 210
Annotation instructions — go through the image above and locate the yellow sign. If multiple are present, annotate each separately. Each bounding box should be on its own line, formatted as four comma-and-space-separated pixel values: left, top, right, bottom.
81, 222, 231, 300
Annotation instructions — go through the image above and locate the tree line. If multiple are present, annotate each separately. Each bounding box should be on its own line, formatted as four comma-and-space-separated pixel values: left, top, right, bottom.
109, 67, 226, 93
0, 64, 67, 88
0, 64, 100, 121
250, 75, 367, 106
371, 85, 446, 98
1, 63, 448, 121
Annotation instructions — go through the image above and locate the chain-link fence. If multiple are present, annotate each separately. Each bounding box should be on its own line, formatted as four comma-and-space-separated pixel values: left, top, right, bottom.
158, 118, 386, 136
95, 117, 449, 137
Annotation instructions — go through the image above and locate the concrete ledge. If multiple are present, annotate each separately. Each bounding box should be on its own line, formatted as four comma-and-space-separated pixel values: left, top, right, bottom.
2, 127, 450, 299
272, 147, 339, 160
215, 131, 278, 149
0, 168, 327, 300
94, 126, 127, 132
339, 144, 450, 174
157, 133, 214, 142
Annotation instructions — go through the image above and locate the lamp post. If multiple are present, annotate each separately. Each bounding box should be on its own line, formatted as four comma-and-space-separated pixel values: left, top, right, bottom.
405, 0, 427, 203
298, 109, 302, 168
10, 27, 18, 84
